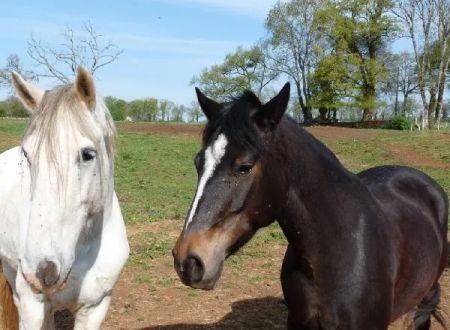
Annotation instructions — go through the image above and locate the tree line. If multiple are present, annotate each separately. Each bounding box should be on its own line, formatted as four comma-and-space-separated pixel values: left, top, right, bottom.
193, 0, 450, 128
1, 2, 449, 127
104, 96, 202, 122
0, 95, 203, 122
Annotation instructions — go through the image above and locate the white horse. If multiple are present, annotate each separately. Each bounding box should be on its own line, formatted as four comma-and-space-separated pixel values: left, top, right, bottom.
0, 67, 129, 329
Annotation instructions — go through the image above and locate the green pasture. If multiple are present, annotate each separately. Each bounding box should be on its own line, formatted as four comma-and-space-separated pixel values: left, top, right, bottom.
0, 118, 448, 226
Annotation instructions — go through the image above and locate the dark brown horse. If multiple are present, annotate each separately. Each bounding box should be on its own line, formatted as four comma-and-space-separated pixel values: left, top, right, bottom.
173, 83, 449, 329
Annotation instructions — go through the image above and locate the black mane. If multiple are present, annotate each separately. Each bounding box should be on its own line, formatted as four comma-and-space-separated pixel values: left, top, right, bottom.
202, 90, 266, 155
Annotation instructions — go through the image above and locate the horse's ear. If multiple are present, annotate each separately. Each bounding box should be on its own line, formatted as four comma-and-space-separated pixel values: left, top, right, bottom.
75, 67, 96, 110
11, 72, 44, 113
195, 87, 222, 121
255, 82, 290, 130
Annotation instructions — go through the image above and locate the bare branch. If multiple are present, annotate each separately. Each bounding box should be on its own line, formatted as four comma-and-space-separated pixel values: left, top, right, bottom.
27, 22, 124, 83
0, 54, 38, 93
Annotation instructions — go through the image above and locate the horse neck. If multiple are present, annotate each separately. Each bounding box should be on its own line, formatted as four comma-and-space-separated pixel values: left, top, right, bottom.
272, 121, 373, 242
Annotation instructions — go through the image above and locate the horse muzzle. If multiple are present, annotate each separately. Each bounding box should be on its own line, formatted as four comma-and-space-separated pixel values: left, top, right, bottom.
22, 260, 70, 294
173, 248, 223, 290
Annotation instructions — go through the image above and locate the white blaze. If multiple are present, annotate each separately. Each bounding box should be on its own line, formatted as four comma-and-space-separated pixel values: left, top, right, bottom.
185, 133, 228, 229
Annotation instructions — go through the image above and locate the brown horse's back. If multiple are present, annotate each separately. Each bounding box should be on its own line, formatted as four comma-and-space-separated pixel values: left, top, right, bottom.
359, 165, 448, 322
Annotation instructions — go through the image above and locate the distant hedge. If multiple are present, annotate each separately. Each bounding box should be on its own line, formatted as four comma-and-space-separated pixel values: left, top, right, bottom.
0, 97, 29, 118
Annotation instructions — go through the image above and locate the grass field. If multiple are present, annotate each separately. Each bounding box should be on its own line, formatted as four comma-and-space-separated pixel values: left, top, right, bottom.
0, 118, 449, 329
2, 119, 448, 224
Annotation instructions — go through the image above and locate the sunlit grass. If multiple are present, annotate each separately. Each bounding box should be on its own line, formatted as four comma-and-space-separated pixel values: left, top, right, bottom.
1, 118, 448, 227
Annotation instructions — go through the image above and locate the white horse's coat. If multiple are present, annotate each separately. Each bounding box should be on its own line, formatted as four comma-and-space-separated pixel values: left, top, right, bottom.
0, 68, 129, 330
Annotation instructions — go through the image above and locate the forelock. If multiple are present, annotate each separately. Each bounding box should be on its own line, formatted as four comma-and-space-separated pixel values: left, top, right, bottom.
202, 90, 266, 155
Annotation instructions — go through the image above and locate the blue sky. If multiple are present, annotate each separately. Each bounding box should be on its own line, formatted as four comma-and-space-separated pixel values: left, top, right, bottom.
0, 0, 279, 104
0, 1, 415, 105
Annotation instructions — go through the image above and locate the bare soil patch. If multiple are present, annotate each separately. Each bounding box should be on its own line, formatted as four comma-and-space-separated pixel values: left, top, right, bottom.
306, 125, 378, 140
117, 122, 380, 142
100, 221, 450, 329
103, 220, 286, 329
386, 143, 450, 169
117, 122, 203, 139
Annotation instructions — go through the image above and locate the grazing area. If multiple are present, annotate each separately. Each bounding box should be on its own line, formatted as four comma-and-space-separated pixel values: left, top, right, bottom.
0, 118, 449, 329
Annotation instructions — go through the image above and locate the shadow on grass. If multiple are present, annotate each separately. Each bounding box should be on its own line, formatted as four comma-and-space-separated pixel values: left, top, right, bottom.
134, 296, 287, 330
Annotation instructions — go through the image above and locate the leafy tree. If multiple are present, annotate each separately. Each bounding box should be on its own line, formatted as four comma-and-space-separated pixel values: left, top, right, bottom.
383, 52, 418, 115
265, 0, 323, 123
104, 96, 127, 121
189, 101, 203, 122
393, 0, 450, 128
126, 98, 158, 121
170, 105, 186, 122
0, 97, 29, 117
158, 99, 175, 121
310, 54, 352, 121
191, 45, 277, 100
316, 0, 398, 121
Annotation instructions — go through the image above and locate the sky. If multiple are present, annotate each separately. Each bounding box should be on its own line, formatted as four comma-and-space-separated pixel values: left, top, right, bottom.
0, 0, 280, 105
0, 1, 416, 106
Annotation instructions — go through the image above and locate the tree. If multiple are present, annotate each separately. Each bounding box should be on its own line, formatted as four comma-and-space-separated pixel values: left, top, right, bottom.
384, 52, 418, 115
0, 97, 29, 118
170, 105, 186, 122
191, 45, 277, 100
189, 101, 203, 122
393, 0, 450, 128
0, 54, 37, 93
265, 0, 323, 123
158, 99, 174, 121
104, 96, 127, 121
317, 0, 398, 121
310, 54, 351, 121
126, 98, 158, 121
27, 21, 123, 83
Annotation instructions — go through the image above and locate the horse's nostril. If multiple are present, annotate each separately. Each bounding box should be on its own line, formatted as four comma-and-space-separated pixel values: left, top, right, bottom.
183, 254, 205, 284
36, 260, 60, 288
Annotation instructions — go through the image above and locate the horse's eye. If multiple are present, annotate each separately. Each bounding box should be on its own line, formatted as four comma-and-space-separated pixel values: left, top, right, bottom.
238, 164, 253, 175
80, 148, 97, 162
